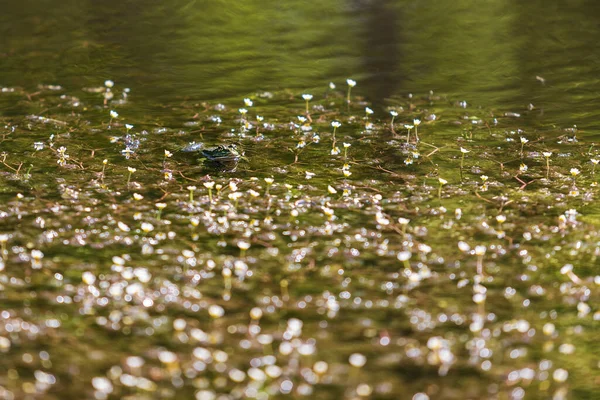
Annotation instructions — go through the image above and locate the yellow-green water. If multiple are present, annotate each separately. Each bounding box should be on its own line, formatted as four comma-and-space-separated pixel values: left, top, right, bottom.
0, 1, 599, 399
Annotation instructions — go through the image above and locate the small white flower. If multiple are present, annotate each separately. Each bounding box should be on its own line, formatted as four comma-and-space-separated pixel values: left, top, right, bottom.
404, 124, 414, 130
365, 107, 374, 115
141, 222, 154, 233
543, 151, 552, 158
591, 159, 599, 165
128, 167, 136, 173
305, 171, 315, 180
520, 137, 529, 144
125, 124, 133, 130
239, 108, 248, 115
331, 121, 341, 128
297, 116, 307, 123
460, 147, 470, 154
570, 168, 580, 176
413, 119, 421, 126
256, 115, 264, 122
519, 163, 528, 173
329, 82, 336, 89
302, 94, 313, 101
474, 245, 486, 256
243, 98, 253, 107
331, 147, 340, 155
164, 150, 172, 158
343, 142, 351, 148
104, 80, 114, 88
346, 79, 357, 87
438, 178, 448, 185
110, 110, 119, 119
33, 142, 44, 151
390, 110, 398, 117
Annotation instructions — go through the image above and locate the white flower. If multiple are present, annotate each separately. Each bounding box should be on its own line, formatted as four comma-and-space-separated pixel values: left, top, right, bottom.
297, 116, 307, 123
302, 94, 313, 101
110, 110, 119, 119
438, 178, 448, 185
239, 108, 248, 115
243, 98, 253, 107
460, 147, 470, 154
33, 142, 44, 151
125, 124, 133, 130
346, 79, 357, 87
520, 137, 529, 144
164, 150, 172, 158
329, 82, 336, 89
327, 185, 337, 194
305, 171, 315, 179
104, 80, 114, 88
141, 222, 154, 233
570, 168, 580, 176
237, 241, 251, 250
343, 142, 351, 148
365, 107, 374, 115
128, 167, 136, 173
331, 147, 340, 155
331, 121, 341, 128
256, 115, 264, 121
543, 151, 552, 158
413, 119, 421, 126
404, 124, 414, 130
591, 159, 599, 165
203, 181, 215, 189
390, 110, 398, 117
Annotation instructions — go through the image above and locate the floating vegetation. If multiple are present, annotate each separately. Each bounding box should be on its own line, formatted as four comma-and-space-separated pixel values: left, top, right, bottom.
0, 79, 598, 400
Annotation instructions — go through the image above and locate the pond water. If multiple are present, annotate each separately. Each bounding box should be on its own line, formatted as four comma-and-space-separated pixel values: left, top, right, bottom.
1, 1, 599, 399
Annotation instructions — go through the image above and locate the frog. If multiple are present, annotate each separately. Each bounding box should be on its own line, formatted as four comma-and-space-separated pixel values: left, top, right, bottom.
181, 142, 245, 170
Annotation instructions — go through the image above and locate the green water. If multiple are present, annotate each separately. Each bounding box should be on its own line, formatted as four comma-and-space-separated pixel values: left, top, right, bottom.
1, 1, 599, 399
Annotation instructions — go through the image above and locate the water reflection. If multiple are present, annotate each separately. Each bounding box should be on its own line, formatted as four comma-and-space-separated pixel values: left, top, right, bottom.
359, 0, 402, 105
2, 0, 600, 128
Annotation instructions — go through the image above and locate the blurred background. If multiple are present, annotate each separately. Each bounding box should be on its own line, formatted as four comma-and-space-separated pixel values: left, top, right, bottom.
2, 0, 600, 127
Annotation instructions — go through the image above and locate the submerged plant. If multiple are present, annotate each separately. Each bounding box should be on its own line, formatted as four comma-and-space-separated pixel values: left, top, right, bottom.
438, 177, 447, 199
543, 151, 552, 178
390, 110, 398, 133
302, 94, 313, 114
413, 119, 421, 142
126, 166, 136, 186
346, 79, 356, 106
